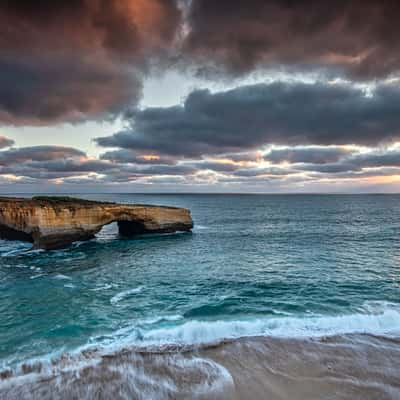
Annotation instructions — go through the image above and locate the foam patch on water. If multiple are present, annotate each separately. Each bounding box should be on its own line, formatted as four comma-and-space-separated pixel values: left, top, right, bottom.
193, 225, 209, 231
53, 274, 72, 280
63, 283, 76, 289
29, 273, 47, 280
0, 240, 39, 257
110, 286, 144, 305
89, 283, 117, 292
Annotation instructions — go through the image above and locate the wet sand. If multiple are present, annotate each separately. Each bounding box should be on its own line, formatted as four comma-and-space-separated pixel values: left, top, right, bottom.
1, 334, 399, 399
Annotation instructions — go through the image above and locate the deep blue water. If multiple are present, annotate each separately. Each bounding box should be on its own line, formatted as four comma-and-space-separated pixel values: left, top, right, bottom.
1, 194, 400, 368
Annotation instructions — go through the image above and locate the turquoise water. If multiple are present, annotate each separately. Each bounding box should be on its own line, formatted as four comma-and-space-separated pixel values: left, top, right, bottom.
1, 194, 400, 369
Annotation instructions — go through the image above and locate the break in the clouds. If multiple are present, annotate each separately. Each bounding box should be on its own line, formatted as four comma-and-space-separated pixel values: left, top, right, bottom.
96, 81, 400, 157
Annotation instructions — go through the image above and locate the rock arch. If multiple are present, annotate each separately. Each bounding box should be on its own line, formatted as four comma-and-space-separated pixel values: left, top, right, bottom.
0, 197, 193, 250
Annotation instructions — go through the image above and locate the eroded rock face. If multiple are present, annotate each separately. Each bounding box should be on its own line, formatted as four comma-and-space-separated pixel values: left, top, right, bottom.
0, 197, 193, 249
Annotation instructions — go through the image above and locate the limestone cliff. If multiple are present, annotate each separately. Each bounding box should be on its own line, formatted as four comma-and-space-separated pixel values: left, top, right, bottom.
0, 196, 193, 249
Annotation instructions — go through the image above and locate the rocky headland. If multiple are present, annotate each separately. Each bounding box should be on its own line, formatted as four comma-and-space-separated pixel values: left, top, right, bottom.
0, 196, 193, 249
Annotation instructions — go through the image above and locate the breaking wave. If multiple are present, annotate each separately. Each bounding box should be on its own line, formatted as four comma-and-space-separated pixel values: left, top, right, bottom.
82, 301, 400, 352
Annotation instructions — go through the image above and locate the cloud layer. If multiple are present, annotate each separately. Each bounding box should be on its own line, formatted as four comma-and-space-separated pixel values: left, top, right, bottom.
2, 77, 400, 191
3, 0, 400, 126
3, 1, 400, 192
185, 0, 400, 78
0, 0, 181, 125
95, 82, 400, 158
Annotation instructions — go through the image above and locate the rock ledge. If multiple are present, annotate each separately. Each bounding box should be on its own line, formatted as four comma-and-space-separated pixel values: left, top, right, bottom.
0, 196, 193, 249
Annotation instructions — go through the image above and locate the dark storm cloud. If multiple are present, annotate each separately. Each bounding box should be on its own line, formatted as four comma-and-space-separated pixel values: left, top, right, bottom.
0, 146, 85, 166
335, 167, 400, 179
0, 0, 181, 125
0, 57, 143, 125
95, 81, 400, 158
189, 161, 240, 173
0, 158, 120, 180
73, 163, 197, 183
124, 164, 197, 176
0, 143, 198, 181
354, 150, 400, 168
0, 136, 14, 149
185, 0, 400, 79
222, 152, 261, 163
0, 157, 118, 180
100, 149, 176, 165
299, 162, 354, 174
234, 166, 295, 177
298, 149, 400, 173
5, 0, 400, 127
264, 146, 354, 164
23, 159, 115, 173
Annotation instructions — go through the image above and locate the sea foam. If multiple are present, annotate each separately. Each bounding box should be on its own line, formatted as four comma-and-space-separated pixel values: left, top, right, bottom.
102, 301, 400, 348
110, 286, 144, 305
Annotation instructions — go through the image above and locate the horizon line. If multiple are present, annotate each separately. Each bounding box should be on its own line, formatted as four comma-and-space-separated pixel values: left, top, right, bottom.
1, 192, 400, 196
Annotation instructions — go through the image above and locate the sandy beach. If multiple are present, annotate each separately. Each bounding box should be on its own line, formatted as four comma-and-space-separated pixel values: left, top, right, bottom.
1, 333, 399, 399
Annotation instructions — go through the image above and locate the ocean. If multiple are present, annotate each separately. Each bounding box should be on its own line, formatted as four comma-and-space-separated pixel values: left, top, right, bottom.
0, 194, 400, 399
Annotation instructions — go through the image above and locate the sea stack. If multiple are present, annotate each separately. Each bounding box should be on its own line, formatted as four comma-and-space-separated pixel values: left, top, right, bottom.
0, 196, 193, 250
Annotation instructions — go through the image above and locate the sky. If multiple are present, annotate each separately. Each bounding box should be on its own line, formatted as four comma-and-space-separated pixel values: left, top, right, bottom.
2, 1, 400, 193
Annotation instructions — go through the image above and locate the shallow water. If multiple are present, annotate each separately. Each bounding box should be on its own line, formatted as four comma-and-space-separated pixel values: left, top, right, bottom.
1, 194, 400, 398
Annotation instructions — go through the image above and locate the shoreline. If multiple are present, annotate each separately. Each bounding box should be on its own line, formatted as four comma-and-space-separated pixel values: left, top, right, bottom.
1, 333, 399, 399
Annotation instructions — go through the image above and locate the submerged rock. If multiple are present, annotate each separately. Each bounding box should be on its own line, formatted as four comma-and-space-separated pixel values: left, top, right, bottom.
0, 196, 193, 249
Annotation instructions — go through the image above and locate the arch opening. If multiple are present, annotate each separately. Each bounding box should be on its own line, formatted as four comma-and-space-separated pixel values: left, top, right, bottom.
95, 221, 119, 241
117, 220, 147, 237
